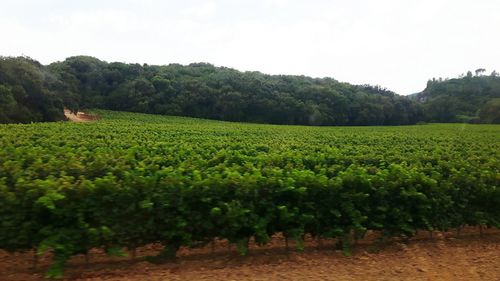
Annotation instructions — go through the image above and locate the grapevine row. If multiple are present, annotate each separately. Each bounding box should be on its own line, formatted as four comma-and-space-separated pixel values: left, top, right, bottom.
0, 111, 498, 278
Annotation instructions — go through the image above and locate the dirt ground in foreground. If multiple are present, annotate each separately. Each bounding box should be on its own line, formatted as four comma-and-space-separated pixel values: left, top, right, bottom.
1, 228, 499, 281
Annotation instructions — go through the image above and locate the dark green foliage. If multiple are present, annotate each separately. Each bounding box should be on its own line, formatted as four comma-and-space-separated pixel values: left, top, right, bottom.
0, 111, 498, 277
0, 57, 65, 123
414, 74, 500, 123
478, 98, 500, 124
48, 56, 424, 126
3, 56, 499, 125
2, 56, 426, 125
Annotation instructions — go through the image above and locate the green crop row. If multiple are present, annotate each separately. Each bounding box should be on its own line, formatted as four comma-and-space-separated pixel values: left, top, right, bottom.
0, 111, 499, 278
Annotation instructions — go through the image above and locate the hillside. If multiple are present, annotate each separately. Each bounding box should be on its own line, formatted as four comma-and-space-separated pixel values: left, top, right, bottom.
0, 57, 65, 123
2, 56, 422, 125
48, 56, 424, 126
1, 56, 499, 125
412, 72, 500, 123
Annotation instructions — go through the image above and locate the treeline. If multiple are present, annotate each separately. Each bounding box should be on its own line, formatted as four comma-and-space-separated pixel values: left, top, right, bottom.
1, 55, 499, 125
48, 56, 422, 125
413, 70, 500, 123
0, 57, 65, 123
1, 56, 421, 125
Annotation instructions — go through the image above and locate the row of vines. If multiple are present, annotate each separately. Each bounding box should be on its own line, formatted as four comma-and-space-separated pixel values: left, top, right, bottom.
1, 111, 499, 278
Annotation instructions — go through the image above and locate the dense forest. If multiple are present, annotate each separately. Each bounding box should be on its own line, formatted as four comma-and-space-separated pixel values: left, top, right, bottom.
412, 70, 500, 123
1, 56, 499, 125
48, 56, 422, 126
0, 57, 65, 123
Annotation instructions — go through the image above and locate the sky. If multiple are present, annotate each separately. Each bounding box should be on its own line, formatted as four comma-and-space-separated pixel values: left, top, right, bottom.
1, 0, 499, 95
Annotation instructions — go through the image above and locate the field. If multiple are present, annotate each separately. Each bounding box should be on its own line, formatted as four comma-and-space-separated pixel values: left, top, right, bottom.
0, 111, 499, 278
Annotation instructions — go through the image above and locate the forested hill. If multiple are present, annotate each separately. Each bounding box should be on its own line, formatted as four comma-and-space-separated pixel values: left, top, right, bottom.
1, 55, 499, 125
412, 71, 500, 123
0, 57, 64, 123
0, 56, 422, 125
48, 56, 422, 126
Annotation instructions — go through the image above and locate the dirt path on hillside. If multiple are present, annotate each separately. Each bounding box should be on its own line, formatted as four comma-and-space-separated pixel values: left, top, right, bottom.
1, 228, 499, 281
64, 109, 99, 122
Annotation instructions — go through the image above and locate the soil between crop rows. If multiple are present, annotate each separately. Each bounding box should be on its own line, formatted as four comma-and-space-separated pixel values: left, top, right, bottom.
1, 228, 499, 281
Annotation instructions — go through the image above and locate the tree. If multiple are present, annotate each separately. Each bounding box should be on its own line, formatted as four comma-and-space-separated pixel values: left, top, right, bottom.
0, 57, 65, 123
475, 68, 486, 76
478, 98, 500, 123
10, 55, 500, 126
0, 85, 17, 122
418, 71, 500, 123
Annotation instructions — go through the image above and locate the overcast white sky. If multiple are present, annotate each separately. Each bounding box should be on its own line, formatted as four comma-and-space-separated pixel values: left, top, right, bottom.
1, 0, 499, 94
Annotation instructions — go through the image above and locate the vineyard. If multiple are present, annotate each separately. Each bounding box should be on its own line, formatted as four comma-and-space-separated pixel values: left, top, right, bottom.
0, 111, 499, 278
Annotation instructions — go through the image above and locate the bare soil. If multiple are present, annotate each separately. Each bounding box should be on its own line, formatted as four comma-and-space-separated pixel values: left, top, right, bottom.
64, 109, 99, 122
1, 228, 499, 281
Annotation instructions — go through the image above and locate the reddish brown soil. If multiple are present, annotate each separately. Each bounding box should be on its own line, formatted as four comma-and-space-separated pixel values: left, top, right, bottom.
1, 228, 499, 281
64, 109, 99, 122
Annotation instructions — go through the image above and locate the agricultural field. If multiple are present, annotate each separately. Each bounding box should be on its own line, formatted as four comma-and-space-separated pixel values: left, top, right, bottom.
0, 111, 499, 278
